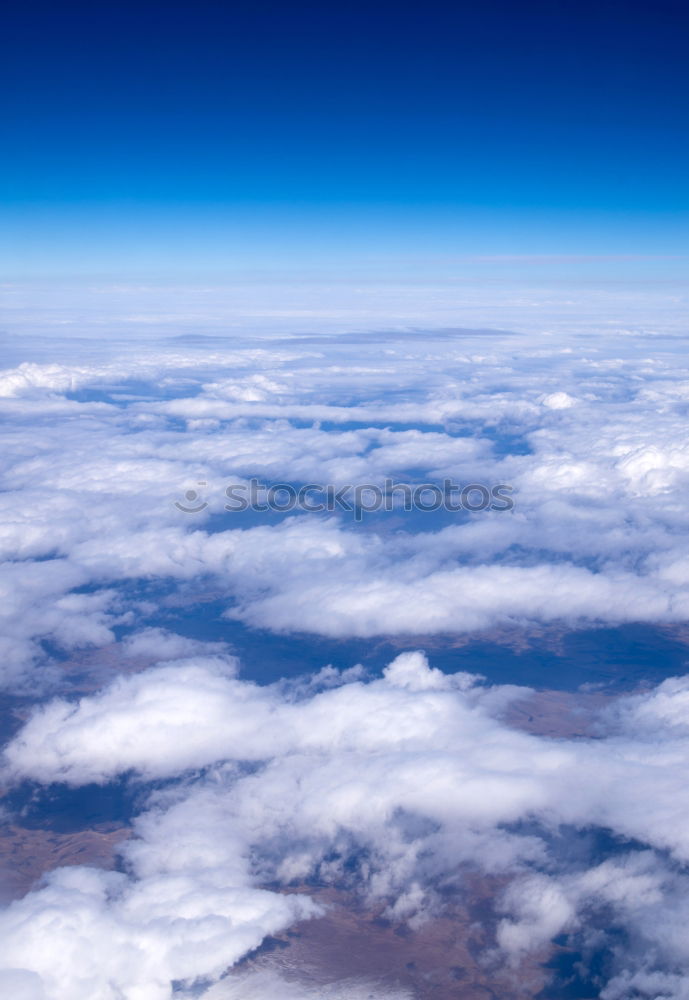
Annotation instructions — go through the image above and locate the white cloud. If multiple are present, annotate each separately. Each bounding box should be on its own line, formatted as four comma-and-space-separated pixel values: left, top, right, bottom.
4, 648, 689, 995
4, 320, 689, 996
201, 969, 413, 1000
0, 854, 319, 1000
3, 325, 689, 675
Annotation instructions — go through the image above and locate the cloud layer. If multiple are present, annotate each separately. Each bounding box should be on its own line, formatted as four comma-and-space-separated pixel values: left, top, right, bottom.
2, 322, 689, 997
2, 649, 689, 997
2, 325, 689, 686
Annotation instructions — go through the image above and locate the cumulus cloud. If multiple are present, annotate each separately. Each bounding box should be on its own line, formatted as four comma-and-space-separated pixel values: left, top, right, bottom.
4, 649, 689, 996
3, 324, 689, 677
4, 322, 689, 996
121, 627, 229, 662
0, 334, 687, 647
0, 849, 319, 1000
2, 652, 520, 785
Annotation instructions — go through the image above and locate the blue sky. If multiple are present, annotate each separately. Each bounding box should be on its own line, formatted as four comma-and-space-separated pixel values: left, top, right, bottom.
2, 0, 688, 275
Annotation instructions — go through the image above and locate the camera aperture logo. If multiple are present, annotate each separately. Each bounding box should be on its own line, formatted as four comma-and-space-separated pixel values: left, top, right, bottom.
175, 478, 514, 519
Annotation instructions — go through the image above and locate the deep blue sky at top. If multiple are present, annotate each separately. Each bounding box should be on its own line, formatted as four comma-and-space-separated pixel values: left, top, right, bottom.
2, 0, 688, 274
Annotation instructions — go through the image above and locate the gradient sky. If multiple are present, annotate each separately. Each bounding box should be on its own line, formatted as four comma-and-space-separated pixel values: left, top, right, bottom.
2, 0, 688, 275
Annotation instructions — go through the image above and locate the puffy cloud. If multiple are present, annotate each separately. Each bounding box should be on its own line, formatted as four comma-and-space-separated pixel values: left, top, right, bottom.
0, 846, 319, 1000
5, 320, 689, 996
121, 627, 228, 662
4, 648, 689, 996
0, 558, 121, 689
540, 391, 576, 410
5, 324, 689, 679
2, 652, 526, 785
